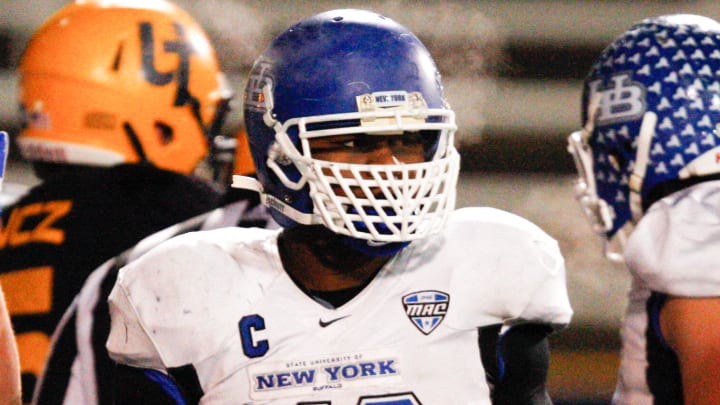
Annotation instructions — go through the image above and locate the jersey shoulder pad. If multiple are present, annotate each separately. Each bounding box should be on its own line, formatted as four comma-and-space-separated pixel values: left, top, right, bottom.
107, 228, 280, 369
448, 207, 556, 241
442, 207, 572, 329
626, 181, 720, 296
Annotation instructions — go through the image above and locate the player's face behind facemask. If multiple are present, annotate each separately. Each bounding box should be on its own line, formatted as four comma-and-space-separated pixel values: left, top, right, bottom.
234, 9, 461, 254
568, 14, 720, 261
17, 0, 232, 184
308, 131, 429, 198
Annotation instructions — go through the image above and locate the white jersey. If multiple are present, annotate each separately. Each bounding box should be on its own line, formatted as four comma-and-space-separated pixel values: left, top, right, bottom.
107, 206, 572, 404
614, 181, 720, 404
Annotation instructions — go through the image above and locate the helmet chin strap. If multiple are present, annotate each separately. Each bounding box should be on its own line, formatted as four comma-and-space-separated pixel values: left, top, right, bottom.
232, 174, 412, 257
628, 111, 657, 223
339, 235, 410, 256
339, 206, 412, 256
232, 175, 318, 225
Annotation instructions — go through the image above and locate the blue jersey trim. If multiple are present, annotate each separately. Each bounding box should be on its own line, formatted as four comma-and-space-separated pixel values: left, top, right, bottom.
144, 369, 187, 405
495, 331, 507, 382
648, 291, 670, 348
0, 131, 7, 180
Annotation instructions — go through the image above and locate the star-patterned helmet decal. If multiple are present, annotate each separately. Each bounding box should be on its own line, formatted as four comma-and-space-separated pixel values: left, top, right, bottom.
583, 15, 720, 235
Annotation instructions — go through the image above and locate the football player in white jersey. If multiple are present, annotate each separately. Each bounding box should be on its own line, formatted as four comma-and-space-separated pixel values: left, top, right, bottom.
568, 14, 720, 405
107, 9, 573, 404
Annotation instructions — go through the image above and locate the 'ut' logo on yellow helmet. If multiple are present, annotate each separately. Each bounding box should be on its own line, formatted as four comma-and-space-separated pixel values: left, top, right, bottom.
17, 0, 232, 175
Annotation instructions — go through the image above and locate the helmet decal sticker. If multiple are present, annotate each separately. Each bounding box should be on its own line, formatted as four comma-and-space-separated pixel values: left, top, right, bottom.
245, 60, 273, 114
139, 21, 194, 108
587, 73, 647, 125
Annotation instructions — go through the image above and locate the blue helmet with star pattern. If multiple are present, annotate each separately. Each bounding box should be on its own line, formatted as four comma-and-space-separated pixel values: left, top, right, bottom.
568, 14, 720, 258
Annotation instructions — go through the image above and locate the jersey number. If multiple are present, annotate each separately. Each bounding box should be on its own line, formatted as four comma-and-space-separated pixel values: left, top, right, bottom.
295, 393, 421, 404
357, 393, 421, 404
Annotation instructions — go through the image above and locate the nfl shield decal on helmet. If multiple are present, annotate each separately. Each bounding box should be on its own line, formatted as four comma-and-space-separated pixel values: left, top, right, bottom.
402, 290, 449, 335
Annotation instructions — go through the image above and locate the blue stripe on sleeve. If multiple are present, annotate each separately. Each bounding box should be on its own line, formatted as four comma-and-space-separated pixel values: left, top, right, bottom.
143, 369, 188, 405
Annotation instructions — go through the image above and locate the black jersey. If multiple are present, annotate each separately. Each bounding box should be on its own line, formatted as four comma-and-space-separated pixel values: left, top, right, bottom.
0, 164, 222, 403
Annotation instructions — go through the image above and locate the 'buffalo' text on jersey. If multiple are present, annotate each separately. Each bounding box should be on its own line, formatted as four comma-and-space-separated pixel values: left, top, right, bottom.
108, 207, 573, 404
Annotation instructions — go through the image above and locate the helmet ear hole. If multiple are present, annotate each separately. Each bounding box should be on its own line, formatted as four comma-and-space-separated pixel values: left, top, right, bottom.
154, 122, 174, 145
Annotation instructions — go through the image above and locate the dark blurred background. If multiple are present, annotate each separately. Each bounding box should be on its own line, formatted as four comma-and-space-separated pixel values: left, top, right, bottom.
3, 1, 719, 403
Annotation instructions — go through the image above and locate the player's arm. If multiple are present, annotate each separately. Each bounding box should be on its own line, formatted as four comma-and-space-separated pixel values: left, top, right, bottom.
659, 296, 720, 405
479, 323, 554, 405
0, 283, 21, 405
114, 364, 203, 405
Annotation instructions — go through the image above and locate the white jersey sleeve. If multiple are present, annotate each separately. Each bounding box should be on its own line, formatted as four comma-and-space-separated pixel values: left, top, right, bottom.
441, 207, 572, 330
625, 180, 720, 296
107, 227, 278, 370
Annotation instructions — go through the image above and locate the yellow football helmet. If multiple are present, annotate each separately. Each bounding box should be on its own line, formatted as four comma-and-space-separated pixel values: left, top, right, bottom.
17, 0, 232, 175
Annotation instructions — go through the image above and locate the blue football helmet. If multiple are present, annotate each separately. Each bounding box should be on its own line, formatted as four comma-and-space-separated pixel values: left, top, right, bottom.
234, 9, 460, 245
568, 14, 720, 259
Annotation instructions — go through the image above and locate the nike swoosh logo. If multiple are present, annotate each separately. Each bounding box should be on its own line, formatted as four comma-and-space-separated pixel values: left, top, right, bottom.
318, 315, 351, 327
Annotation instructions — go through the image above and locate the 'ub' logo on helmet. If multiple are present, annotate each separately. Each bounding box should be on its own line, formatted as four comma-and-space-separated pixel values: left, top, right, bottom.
403, 290, 449, 335
588, 73, 647, 125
